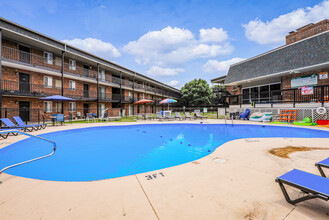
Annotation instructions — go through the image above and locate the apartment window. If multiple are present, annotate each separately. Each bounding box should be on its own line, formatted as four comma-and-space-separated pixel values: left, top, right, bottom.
44, 76, 53, 88
55, 102, 62, 113
142, 94, 145, 99
98, 103, 106, 116
44, 52, 53, 65
99, 86, 105, 99
55, 80, 62, 88
129, 91, 133, 98
69, 80, 76, 91
69, 102, 76, 112
69, 59, 76, 70
55, 57, 62, 66
99, 70, 106, 81
44, 101, 52, 113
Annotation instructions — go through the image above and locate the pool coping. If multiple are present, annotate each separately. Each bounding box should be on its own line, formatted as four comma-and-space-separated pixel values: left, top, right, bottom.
1, 119, 329, 219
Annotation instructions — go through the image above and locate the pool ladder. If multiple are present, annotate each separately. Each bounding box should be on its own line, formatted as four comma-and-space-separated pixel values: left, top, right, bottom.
0, 130, 56, 184
224, 115, 234, 126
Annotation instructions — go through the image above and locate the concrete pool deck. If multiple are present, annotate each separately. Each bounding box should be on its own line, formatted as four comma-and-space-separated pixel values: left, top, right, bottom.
0, 120, 329, 219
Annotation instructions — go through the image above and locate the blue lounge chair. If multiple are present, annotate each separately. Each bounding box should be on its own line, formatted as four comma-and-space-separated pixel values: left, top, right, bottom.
56, 114, 64, 125
0, 118, 30, 131
240, 109, 250, 120
276, 169, 329, 204
13, 116, 47, 130
316, 157, 329, 177
0, 129, 19, 139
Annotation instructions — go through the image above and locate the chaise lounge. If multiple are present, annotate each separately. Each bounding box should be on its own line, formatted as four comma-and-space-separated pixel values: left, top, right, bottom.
276, 169, 329, 204
315, 157, 329, 177
13, 116, 47, 130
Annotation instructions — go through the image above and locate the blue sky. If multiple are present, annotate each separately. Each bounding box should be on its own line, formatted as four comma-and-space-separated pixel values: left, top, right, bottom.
0, 0, 328, 88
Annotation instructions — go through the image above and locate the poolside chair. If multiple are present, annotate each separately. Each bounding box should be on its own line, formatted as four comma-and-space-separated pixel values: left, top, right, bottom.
56, 114, 64, 125
164, 111, 175, 120
100, 112, 109, 122
156, 112, 164, 120
316, 157, 329, 177
240, 109, 250, 120
276, 169, 329, 205
185, 112, 193, 120
13, 116, 47, 130
0, 118, 30, 131
67, 113, 73, 124
0, 128, 19, 139
194, 111, 207, 120
86, 113, 95, 123
77, 112, 83, 119
174, 112, 184, 120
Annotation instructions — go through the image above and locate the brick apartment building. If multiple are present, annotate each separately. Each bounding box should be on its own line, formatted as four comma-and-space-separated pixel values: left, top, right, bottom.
0, 18, 181, 122
212, 19, 329, 107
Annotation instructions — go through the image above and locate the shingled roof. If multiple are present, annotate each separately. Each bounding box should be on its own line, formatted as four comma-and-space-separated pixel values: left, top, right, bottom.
225, 31, 329, 85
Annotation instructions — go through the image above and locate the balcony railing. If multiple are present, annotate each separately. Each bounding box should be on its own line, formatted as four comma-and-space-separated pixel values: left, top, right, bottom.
1, 80, 61, 97
227, 85, 329, 107
1, 46, 181, 99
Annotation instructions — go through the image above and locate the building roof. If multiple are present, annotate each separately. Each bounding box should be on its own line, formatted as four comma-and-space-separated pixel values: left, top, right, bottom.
0, 17, 181, 93
225, 31, 329, 85
211, 75, 226, 84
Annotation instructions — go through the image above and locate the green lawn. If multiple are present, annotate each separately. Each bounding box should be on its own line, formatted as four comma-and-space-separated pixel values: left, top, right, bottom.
63, 116, 137, 124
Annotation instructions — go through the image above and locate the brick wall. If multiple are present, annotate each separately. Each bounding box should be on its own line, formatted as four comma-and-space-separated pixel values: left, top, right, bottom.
286, 19, 329, 45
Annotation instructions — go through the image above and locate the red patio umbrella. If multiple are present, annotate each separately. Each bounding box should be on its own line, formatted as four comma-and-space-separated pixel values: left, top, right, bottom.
134, 99, 154, 104
134, 99, 154, 114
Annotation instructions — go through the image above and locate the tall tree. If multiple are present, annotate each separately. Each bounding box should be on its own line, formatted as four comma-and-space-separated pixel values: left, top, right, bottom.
181, 79, 215, 106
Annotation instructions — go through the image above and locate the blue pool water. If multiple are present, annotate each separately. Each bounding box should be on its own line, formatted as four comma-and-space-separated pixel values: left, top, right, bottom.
1, 124, 329, 182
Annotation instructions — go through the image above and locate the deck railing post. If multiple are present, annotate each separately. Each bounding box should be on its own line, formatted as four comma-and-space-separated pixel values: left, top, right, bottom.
293, 89, 296, 108
321, 86, 324, 107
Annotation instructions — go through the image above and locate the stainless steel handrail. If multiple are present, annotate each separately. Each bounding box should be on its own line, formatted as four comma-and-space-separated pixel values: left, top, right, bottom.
0, 130, 56, 184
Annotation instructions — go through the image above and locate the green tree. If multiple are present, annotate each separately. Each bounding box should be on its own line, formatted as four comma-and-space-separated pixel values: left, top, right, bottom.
181, 79, 215, 106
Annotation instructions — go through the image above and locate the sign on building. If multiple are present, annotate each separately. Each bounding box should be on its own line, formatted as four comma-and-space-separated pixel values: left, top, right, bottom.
319, 72, 328, 80
291, 74, 317, 88
301, 87, 313, 95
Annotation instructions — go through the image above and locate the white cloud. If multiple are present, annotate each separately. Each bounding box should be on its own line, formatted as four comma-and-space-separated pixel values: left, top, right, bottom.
62, 38, 121, 59
123, 26, 232, 67
199, 27, 228, 43
146, 66, 185, 76
243, 0, 329, 45
167, 80, 180, 87
203, 57, 246, 74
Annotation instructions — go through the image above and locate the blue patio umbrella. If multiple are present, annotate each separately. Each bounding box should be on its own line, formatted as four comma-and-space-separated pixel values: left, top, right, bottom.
40, 95, 75, 114
39, 95, 75, 101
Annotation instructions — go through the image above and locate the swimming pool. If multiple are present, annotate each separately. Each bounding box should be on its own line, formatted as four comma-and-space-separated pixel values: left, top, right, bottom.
1, 124, 329, 181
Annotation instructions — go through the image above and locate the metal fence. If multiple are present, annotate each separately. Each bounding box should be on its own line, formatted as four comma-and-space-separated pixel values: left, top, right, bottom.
228, 85, 329, 107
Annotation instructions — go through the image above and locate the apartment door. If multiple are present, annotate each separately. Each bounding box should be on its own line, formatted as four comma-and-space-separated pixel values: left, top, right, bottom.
19, 45, 31, 63
83, 65, 89, 77
83, 84, 89, 98
19, 73, 30, 93
19, 101, 30, 122
83, 103, 89, 117
129, 104, 133, 116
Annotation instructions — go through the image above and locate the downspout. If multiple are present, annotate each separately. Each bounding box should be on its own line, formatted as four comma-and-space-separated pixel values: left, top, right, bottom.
97, 63, 100, 116
61, 49, 65, 114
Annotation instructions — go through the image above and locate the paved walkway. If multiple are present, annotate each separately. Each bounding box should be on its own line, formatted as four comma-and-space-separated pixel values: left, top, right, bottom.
0, 120, 329, 219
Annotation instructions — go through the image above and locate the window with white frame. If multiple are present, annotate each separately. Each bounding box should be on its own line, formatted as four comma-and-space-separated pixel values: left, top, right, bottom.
129, 91, 133, 98
44, 52, 53, 65
55, 80, 62, 88
142, 94, 145, 99
69, 102, 76, 112
44, 76, 53, 88
44, 101, 52, 113
98, 103, 106, 116
99, 86, 105, 99
55, 57, 62, 66
55, 102, 62, 113
69, 59, 76, 70
99, 70, 106, 81
69, 80, 76, 90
